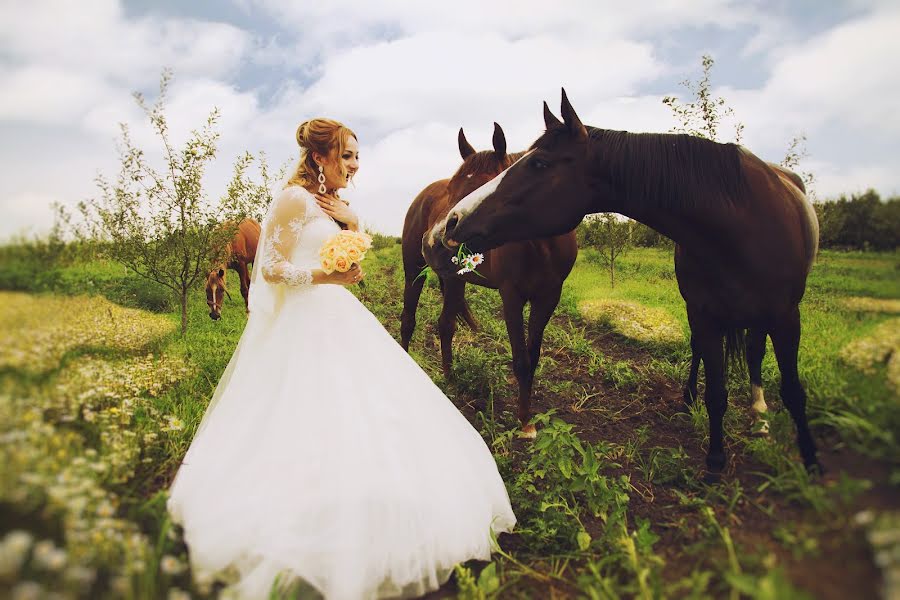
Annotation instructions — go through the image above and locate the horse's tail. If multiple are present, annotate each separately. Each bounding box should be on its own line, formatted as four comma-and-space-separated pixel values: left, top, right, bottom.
725, 328, 748, 376
457, 297, 479, 331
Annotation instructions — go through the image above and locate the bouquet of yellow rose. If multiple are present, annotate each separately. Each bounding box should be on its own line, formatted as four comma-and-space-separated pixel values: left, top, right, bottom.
319, 230, 373, 284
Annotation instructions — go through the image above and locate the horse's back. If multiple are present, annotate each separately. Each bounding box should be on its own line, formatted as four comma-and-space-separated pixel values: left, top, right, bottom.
768, 163, 806, 195
232, 218, 261, 262
764, 163, 818, 273
735, 151, 819, 304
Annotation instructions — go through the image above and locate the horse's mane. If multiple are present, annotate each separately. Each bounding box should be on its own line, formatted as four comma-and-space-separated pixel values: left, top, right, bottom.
593, 128, 750, 209
453, 149, 527, 179
537, 126, 750, 210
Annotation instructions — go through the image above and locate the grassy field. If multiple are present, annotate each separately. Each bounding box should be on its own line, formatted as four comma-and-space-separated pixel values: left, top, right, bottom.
1, 243, 897, 599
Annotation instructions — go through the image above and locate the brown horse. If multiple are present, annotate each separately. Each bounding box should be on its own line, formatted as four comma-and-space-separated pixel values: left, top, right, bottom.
683, 162, 807, 434
437, 90, 821, 477
409, 123, 578, 438
206, 218, 261, 320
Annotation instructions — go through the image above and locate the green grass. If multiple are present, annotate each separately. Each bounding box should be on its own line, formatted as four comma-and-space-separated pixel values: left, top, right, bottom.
566, 247, 900, 460
2, 243, 897, 599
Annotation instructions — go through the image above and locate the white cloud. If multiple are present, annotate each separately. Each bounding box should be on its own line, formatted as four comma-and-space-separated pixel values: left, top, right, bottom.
0, 1, 251, 86
808, 160, 899, 200
1, 0, 898, 244
245, 0, 756, 46
711, 7, 900, 195
291, 30, 660, 133
0, 66, 115, 124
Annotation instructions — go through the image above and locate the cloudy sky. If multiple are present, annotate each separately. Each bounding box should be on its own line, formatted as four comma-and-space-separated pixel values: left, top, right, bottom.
2, 0, 898, 240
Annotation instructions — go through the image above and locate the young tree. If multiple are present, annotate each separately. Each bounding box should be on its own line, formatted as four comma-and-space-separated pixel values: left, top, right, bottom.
221, 150, 284, 225
662, 54, 745, 144
578, 213, 633, 287
62, 70, 270, 335
663, 54, 818, 202
780, 133, 817, 201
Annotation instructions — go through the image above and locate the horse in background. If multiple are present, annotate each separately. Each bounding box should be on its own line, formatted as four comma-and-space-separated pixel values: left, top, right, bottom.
439, 90, 820, 477
206, 218, 260, 320
407, 123, 578, 438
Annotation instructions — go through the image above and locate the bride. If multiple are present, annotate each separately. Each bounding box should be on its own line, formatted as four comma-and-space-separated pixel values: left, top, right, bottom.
166, 118, 516, 599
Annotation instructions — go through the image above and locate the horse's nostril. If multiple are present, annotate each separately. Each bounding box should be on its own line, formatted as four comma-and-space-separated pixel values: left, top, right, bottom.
445, 212, 459, 235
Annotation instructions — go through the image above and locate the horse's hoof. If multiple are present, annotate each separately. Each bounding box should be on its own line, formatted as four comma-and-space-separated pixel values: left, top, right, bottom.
752, 420, 770, 437
519, 425, 537, 440
805, 460, 825, 477
702, 470, 723, 485
705, 452, 726, 474
678, 391, 696, 414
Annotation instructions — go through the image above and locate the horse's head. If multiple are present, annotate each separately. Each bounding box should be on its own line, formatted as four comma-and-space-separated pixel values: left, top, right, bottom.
441, 89, 598, 252
206, 268, 226, 320
423, 123, 520, 274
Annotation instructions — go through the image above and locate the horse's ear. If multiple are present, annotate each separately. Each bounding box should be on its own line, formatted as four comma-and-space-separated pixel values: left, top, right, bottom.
560, 88, 587, 142
218, 268, 225, 278
492, 122, 507, 158
543, 101, 562, 129
458, 128, 476, 160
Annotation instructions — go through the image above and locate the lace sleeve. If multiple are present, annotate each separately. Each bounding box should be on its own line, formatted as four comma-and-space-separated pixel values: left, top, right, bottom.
260, 188, 314, 287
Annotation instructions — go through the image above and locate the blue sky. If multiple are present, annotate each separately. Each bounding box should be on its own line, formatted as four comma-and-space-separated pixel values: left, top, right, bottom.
2, 0, 898, 240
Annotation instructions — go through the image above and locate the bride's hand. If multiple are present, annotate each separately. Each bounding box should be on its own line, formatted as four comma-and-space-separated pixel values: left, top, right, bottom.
316, 193, 359, 230
329, 264, 364, 286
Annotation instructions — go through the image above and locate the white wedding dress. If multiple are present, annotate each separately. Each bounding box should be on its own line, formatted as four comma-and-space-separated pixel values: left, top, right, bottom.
166, 185, 516, 600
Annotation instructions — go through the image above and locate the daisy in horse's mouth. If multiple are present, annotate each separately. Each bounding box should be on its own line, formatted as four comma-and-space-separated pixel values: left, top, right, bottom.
451, 245, 485, 276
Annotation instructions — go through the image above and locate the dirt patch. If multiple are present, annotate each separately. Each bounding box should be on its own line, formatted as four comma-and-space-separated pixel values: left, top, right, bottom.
428, 304, 896, 598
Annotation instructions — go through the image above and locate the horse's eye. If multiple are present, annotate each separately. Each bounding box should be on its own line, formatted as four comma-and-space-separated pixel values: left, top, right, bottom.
532, 158, 549, 170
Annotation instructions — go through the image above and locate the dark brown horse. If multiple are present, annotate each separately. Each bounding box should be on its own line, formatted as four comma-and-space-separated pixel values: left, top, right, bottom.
407, 123, 578, 438
437, 90, 821, 477
683, 162, 808, 435
206, 218, 261, 320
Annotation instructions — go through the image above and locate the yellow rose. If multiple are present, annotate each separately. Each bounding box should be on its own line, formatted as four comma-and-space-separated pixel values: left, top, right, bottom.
346, 246, 361, 262
334, 251, 351, 273
321, 245, 338, 259
321, 256, 336, 274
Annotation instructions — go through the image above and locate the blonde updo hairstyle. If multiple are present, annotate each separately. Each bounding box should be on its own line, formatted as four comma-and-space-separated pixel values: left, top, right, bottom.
286, 118, 357, 193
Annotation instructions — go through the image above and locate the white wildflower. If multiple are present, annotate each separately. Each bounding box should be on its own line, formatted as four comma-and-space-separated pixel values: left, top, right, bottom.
11, 581, 43, 600
63, 565, 97, 586
168, 587, 192, 600
110, 575, 131, 595
163, 415, 185, 432
32, 540, 67, 571
3, 530, 34, 555
160, 554, 186, 575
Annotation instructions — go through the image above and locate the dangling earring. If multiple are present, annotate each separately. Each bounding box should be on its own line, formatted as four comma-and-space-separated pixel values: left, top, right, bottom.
318, 165, 327, 194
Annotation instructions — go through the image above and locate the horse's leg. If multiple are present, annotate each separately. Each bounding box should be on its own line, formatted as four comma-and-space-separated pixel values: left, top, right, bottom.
521, 289, 562, 437
769, 308, 821, 473
690, 310, 728, 478
682, 335, 701, 410
400, 267, 426, 351
747, 328, 769, 435
438, 278, 466, 379
238, 262, 250, 313
499, 287, 532, 437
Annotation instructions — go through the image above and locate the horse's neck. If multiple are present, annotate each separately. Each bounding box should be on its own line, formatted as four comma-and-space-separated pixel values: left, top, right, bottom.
585, 133, 752, 256
627, 205, 729, 254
